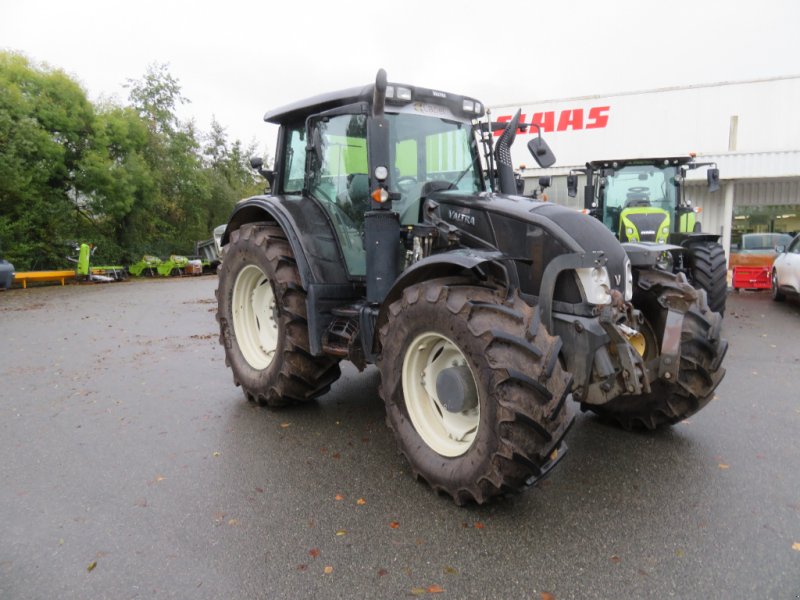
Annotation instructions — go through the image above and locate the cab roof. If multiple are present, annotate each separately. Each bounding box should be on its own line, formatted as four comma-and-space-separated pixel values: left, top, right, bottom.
263, 81, 485, 125
587, 156, 695, 169
264, 85, 374, 124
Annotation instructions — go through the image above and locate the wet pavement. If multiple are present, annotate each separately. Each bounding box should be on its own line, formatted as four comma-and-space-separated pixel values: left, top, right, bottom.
1, 278, 799, 599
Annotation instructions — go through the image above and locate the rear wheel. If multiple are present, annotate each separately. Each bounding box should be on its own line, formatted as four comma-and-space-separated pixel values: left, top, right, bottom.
378, 278, 573, 505
586, 274, 727, 430
216, 223, 341, 407
684, 240, 727, 315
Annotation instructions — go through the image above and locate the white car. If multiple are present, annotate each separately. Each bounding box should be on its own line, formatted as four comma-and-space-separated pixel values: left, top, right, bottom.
772, 233, 800, 302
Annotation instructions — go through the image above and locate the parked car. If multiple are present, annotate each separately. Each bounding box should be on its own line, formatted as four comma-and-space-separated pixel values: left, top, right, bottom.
772, 233, 800, 302
0, 257, 14, 290
731, 232, 794, 268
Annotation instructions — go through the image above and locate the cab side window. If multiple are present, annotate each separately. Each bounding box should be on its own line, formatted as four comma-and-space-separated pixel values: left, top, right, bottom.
282, 125, 306, 194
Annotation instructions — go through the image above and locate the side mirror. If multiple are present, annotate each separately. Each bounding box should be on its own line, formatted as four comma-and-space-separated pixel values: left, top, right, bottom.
776, 245, 786, 253
538, 176, 551, 189
567, 174, 578, 198
527, 137, 556, 168
250, 156, 275, 188
707, 168, 720, 193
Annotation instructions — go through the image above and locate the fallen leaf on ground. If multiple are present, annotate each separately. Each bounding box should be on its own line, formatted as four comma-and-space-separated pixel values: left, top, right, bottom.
718, 463, 730, 469
610, 555, 621, 564
792, 542, 800, 551
410, 588, 426, 597
335, 494, 344, 501
356, 497, 366, 505
280, 422, 290, 428
540, 592, 555, 600
308, 548, 320, 559
427, 584, 444, 593
87, 561, 97, 572
297, 563, 308, 571
212, 451, 220, 457
335, 529, 347, 536
228, 519, 239, 526
323, 565, 333, 574
377, 568, 388, 577
389, 521, 400, 529
443, 566, 458, 575
473, 522, 485, 529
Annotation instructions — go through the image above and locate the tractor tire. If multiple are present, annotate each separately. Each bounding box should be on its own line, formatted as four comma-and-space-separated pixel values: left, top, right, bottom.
685, 240, 727, 315
771, 269, 786, 302
586, 276, 727, 430
216, 223, 341, 407
378, 278, 573, 505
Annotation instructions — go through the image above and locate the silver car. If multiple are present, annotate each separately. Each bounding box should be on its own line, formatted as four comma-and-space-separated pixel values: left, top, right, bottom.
772, 233, 800, 302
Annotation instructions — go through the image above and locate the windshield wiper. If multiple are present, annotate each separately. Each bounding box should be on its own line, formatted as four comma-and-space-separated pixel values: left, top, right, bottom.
450, 163, 474, 188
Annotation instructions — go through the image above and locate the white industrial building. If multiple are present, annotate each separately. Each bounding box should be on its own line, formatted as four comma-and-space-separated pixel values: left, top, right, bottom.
491, 75, 800, 260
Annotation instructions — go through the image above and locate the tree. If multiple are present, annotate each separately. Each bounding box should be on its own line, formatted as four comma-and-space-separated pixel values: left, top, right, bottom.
0, 53, 268, 269
0, 52, 95, 269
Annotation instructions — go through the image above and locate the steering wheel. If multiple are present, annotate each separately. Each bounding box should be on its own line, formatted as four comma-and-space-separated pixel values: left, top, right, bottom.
396, 175, 417, 193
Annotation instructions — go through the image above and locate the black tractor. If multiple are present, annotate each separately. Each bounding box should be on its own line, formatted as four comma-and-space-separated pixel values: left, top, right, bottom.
567, 157, 728, 314
216, 70, 727, 505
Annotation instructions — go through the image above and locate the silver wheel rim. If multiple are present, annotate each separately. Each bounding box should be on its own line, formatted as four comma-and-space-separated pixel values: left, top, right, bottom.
232, 264, 278, 370
402, 332, 480, 457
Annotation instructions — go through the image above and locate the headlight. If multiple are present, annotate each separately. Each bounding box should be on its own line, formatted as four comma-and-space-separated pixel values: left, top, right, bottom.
575, 266, 612, 305
625, 258, 633, 301
655, 251, 674, 271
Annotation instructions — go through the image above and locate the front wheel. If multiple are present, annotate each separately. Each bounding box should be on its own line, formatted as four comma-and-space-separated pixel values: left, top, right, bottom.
216, 223, 341, 407
378, 279, 573, 505
685, 240, 728, 315
771, 269, 786, 302
586, 273, 727, 430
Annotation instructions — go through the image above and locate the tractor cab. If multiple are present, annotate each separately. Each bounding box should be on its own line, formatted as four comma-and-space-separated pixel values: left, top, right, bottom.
566, 156, 728, 314
254, 74, 555, 290
568, 156, 720, 244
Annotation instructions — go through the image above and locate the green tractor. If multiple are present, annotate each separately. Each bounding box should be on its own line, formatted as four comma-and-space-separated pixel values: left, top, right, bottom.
567, 157, 728, 314
216, 71, 727, 504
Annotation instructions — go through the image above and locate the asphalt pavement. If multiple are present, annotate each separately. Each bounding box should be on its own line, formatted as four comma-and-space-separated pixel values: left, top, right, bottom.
1, 277, 799, 599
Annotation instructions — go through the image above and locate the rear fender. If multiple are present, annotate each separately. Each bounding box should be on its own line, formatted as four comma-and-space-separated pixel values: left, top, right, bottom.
224, 196, 360, 357
224, 196, 315, 288
224, 195, 353, 289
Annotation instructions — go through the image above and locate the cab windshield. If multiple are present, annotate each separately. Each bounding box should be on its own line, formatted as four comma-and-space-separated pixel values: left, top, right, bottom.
307, 110, 480, 276
602, 165, 677, 231
387, 112, 481, 224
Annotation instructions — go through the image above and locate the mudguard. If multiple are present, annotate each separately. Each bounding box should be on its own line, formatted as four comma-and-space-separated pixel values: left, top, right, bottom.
375, 249, 517, 337
223, 195, 353, 288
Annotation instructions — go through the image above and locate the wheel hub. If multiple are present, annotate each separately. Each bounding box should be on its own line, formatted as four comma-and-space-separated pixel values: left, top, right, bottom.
402, 332, 480, 457
231, 264, 279, 370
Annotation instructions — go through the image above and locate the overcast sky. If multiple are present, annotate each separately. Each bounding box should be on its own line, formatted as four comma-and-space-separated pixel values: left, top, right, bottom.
3, 0, 799, 157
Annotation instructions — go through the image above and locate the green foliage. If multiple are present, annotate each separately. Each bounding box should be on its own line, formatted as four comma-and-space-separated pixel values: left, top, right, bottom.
0, 53, 267, 270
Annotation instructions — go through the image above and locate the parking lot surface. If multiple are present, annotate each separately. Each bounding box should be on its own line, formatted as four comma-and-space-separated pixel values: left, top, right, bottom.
1, 278, 799, 599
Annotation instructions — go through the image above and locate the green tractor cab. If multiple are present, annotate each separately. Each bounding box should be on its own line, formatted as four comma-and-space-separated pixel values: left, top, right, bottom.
568, 156, 727, 314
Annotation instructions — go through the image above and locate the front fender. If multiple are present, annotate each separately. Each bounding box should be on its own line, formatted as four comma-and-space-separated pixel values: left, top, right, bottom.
374, 249, 516, 346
